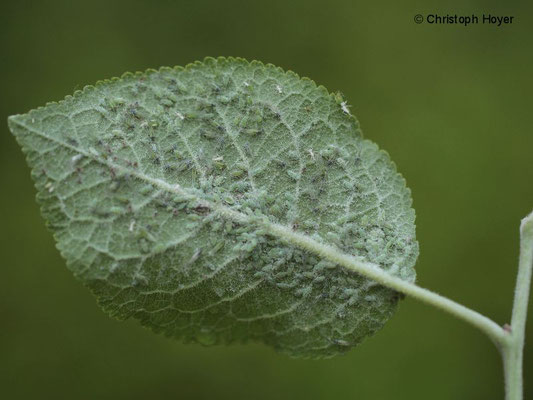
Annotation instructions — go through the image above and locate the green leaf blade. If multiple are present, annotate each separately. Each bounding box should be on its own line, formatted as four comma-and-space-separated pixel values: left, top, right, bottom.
8, 57, 418, 358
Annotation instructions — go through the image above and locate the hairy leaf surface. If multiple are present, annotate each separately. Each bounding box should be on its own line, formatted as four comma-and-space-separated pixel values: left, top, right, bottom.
8, 57, 418, 358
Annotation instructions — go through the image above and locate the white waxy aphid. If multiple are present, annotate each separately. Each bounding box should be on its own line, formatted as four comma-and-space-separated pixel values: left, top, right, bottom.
243, 81, 249, 87
332, 339, 351, 347
187, 248, 202, 266
308, 148, 315, 160
31, 118, 35, 123
71, 154, 83, 165
44, 181, 54, 193
133, 274, 149, 287
175, 111, 185, 120
212, 156, 224, 162
129, 219, 136, 232
341, 101, 351, 115
276, 84, 283, 94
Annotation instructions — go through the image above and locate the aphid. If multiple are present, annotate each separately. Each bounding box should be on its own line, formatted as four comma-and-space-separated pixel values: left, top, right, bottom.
109, 206, 123, 215
269, 204, 282, 216
230, 181, 249, 192
210, 241, 225, 255
287, 170, 299, 181
212, 155, 226, 170
128, 104, 141, 119
109, 262, 120, 273
140, 184, 153, 195
295, 285, 312, 297
71, 154, 83, 165
224, 220, 233, 233
109, 180, 120, 191
192, 205, 210, 215
243, 143, 252, 157
341, 101, 351, 115
44, 182, 54, 193
244, 128, 261, 136
68, 138, 79, 147
331, 339, 351, 347
334, 91, 344, 104
231, 167, 246, 179
201, 129, 217, 140
276, 84, 283, 94
188, 248, 203, 265
223, 195, 235, 205
274, 159, 286, 168
287, 150, 300, 161
132, 274, 149, 287
163, 164, 174, 173
117, 196, 129, 204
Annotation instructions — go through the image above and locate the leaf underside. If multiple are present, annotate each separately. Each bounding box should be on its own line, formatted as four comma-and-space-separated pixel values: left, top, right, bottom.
8, 57, 418, 358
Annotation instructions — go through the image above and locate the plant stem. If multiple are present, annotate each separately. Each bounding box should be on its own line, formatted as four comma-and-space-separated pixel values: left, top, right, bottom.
501, 211, 533, 400
262, 213, 532, 399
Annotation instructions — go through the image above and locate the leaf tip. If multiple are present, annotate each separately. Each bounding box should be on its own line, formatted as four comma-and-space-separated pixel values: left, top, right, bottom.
7, 114, 22, 136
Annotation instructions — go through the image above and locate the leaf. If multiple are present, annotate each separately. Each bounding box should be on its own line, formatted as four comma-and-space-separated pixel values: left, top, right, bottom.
8, 57, 418, 358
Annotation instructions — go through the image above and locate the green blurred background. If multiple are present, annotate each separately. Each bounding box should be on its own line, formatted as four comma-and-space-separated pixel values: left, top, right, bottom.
1, 1, 532, 399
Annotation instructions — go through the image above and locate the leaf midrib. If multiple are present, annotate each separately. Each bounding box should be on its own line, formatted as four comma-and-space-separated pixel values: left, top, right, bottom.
10, 115, 391, 286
